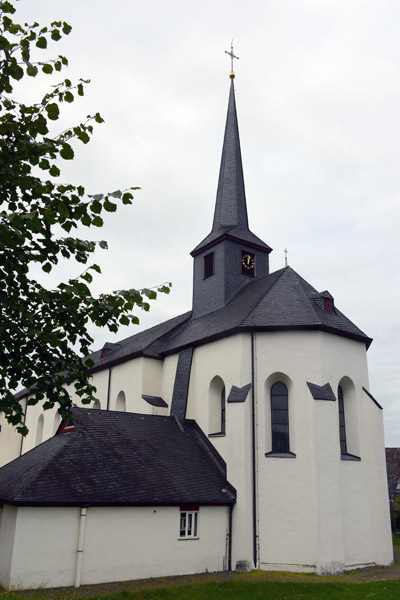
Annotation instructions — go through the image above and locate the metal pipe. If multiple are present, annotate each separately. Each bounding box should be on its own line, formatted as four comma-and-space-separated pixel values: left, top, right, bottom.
228, 504, 233, 571
251, 330, 258, 569
106, 367, 112, 411
74, 506, 88, 588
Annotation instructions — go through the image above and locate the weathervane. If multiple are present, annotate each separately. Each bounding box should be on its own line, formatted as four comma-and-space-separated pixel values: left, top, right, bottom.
225, 40, 239, 79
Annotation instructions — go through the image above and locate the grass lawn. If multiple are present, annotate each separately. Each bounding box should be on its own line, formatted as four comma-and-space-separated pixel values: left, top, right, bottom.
1, 579, 400, 600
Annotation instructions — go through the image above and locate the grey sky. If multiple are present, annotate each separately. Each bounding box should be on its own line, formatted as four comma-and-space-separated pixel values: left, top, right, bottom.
15, 0, 400, 444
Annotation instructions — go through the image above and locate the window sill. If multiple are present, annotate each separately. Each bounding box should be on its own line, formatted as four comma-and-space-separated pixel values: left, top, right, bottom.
341, 453, 361, 461
265, 451, 296, 458
208, 432, 226, 438
178, 537, 199, 541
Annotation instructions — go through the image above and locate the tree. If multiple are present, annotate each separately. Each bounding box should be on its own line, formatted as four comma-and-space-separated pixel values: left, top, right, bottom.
0, 1, 169, 432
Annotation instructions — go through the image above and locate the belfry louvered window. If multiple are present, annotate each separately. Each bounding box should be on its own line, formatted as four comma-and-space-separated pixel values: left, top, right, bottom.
271, 382, 290, 453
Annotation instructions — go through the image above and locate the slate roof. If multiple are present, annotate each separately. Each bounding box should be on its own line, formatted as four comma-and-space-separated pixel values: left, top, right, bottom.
82, 265, 371, 373
191, 79, 271, 256
0, 408, 236, 507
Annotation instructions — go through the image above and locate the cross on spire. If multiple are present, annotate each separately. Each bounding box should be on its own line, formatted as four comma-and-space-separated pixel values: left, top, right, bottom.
225, 41, 239, 78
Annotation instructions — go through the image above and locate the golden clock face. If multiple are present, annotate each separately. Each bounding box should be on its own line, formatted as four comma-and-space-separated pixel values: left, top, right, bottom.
242, 252, 255, 269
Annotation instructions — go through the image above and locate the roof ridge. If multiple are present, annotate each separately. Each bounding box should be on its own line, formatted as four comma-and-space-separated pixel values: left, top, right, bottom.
237, 266, 288, 325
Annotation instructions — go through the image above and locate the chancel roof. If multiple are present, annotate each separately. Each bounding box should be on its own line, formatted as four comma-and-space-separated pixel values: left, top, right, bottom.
88, 266, 371, 371
0, 408, 236, 506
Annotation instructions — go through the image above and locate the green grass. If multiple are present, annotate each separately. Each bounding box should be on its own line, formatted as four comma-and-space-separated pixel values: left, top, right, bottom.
393, 534, 400, 546
2, 580, 400, 600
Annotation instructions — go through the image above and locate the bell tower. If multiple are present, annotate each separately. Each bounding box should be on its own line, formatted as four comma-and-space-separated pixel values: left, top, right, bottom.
191, 66, 272, 318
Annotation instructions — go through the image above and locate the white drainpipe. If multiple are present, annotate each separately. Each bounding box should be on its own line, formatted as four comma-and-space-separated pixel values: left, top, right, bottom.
74, 506, 88, 588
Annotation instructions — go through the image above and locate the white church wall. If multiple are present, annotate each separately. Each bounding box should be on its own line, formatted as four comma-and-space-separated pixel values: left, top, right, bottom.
186, 334, 256, 569
0, 504, 229, 589
256, 331, 319, 572
0, 403, 24, 468
0, 504, 17, 588
252, 330, 392, 574
361, 393, 393, 567
0, 505, 79, 589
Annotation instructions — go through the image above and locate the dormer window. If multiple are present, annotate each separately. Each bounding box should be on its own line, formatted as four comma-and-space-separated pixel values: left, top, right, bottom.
204, 252, 214, 279
313, 291, 335, 314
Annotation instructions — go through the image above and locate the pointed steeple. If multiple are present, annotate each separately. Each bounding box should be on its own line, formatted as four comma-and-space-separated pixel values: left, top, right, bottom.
213, 79, 249, 232
191, 79, 271, 256
191, 74, 272, 318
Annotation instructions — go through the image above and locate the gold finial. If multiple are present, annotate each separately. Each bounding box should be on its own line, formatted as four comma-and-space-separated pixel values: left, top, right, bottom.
225, 40, 239, 79
284, 248, 288, 267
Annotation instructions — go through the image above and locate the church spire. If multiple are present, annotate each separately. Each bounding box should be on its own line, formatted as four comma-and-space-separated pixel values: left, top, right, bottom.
212, 78, 249, 234
191, 72, 271, 257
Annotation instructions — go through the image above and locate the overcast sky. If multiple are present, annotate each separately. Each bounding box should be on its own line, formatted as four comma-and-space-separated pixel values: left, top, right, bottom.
14, 0, 400, 445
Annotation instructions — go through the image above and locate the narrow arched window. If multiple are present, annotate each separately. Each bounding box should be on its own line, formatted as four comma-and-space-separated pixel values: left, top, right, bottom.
338, 385, 347, 455
220, 387, 226, 434
35, 414, 44, 446
271, 382, 289, 453
209, 376, 226, 436
115, 391, 126, 412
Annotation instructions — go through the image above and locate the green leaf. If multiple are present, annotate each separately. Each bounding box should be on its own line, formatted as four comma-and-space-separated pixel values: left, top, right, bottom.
90, 200, 102, 214
60, 143, 74, 160
42, 262, 52, 273
26, 64, 38, 77
51, 29, 61, 41
42, 63, 53, 75
49, 165, 61, 177
104, 198, 117, 212
36, 36, 47, 49
92, 216, 104, 227
64, 91, 74, 103
122, 192, 133, 205
46, 103, 60, 120
62, 22, 72, 35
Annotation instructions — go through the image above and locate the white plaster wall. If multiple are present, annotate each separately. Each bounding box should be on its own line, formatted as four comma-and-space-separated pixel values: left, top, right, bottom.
252, 330, 392, 574
0, 504, 17, 588
0, 505, 229, 589
186, 334, 254, 568
81, 506, 228, 585
0, 408, 23, 467
1, 506, 79, 589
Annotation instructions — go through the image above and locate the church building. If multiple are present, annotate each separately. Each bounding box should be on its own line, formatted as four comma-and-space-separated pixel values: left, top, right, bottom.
0, 69, 393, 589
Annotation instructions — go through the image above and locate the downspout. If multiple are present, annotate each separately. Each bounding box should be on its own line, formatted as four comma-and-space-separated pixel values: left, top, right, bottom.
74, 505, 89, 588
228, 504, 233, 571
251, 330, 258, 569
19, 399, 27, 457
106, 366, 112, 411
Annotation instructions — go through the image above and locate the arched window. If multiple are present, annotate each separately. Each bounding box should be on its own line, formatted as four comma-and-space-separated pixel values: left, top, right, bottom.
337, 382, 360, 460
92, 399, 101, 410
115, 391, 126, 412
209, 376, 226, 436
338, 385, 347, 455
53, 412, 61, 434
270, 382, 289, 453
35, 414, 44, 446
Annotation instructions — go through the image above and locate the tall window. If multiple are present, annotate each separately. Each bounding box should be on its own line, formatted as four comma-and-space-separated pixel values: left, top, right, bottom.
338, 385, 347, 455
209, 376, 226, 436
115, 391, 126, 412
204, 252, 214, 279
271, 382, 289, 453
